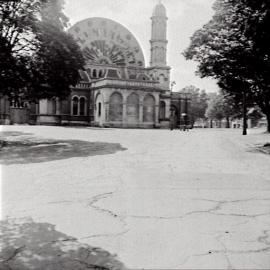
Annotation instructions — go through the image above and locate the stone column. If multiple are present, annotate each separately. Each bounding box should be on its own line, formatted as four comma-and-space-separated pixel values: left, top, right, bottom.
104, 102, 109, 123
39, 99, 48, 114
139, 102, 143, 124
155, 104, 159, 124
165, 100, 170, 119
122, 94, 127, 126
56, 98, 61, 115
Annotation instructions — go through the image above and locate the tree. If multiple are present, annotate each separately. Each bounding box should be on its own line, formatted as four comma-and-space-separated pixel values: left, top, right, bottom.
179, 85, 208, 126
0, 0, 85, 100
28, 0, 85, 100
205, 93, 240, 128
41, 0, 69, 30
0, 0, 45, 56
0, 0, 46, 96
184, 0, 270, 132
206, 93, 224, 127
29, 21, 85, 99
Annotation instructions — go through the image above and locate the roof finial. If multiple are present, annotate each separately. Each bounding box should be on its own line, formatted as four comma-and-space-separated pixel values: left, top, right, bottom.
153, 0, 166, 17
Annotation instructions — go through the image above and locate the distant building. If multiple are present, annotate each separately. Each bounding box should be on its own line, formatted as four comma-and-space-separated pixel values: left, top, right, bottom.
0, 3, 190, 128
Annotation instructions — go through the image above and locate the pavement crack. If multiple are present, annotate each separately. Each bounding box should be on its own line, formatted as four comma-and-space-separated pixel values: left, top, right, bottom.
1, 245, 25, 263
88, 192, 118, 219
214, 234, 234, 270
73, 259, 110, 270
87, 191, 129, 239
257, 230, 270, 246
80, 228, 130, 240
125, 199, 270, 220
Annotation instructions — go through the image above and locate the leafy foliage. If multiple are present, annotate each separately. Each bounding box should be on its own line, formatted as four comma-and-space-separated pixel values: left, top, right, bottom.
184, 0, 270, 131
30, 22, 85, 99
41, 0, 69, 30
205, 93, 240, 127
179, 85, 208, 125
0, 0, 85, 99
0, 0, 45, 56
205, 93, 224, 121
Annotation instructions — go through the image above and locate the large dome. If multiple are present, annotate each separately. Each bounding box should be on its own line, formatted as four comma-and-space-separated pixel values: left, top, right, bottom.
69, 17, 145, 68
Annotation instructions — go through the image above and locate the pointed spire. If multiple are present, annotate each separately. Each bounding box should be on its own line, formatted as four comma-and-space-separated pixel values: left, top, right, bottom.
153, 1, 166, 17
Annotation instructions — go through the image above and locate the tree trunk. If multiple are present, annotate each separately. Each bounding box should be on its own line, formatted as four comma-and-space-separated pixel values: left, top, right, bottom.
257, 101, 270, 133
266, 112, 270, 133
242, 91, 247, 135
226, 117, 230, 128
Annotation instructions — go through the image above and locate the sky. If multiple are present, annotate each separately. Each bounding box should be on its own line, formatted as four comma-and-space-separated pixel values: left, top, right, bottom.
64, 0, 219, 93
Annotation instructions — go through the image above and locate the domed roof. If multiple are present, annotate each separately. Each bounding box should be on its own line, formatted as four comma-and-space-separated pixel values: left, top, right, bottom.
152, 2, 166, 17
68, 17, 145, 68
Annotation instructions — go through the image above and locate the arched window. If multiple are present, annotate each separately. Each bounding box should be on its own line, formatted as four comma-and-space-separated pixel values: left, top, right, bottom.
99, 70, 103, 78
127, 93, 139, 122
143, 94, 155, 122
72, 96, 79, 115
95, 93, 102, 120
92, 69, 97, 78
159, 101, 166, 120
79, 97, 86, 116
109, 92, 123, 121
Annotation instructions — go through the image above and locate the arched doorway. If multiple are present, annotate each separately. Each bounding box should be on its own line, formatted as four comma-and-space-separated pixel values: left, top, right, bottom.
109, 92, 123, 122
170, 105, 178, 128
72, 96, 79, 115
159, 101, 166, 120
95, 93, 103, 126
127, 93, 139, 123
143, 94, 155, 122
79, 97, 87, 116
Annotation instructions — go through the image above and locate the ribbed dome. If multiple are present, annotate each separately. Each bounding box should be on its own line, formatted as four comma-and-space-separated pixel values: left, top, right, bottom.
152, 3, 166, 17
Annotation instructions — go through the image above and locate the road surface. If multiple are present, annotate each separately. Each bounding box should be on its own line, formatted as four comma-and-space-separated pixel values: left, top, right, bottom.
1, 126, 270, 269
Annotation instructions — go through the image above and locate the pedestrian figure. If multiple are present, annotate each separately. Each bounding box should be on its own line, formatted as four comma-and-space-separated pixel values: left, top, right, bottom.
181, 113, 187, 132
170, 114, 174, 130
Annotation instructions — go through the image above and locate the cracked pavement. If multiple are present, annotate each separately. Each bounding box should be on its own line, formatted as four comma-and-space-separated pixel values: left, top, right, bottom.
1, 126, 270, 269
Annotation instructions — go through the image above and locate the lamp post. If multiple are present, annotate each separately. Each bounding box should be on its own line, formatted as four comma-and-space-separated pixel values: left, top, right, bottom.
242, 90, 247, 135
170, 81, 176, 130
170, 81, 176, 95
178, 95, 182, 130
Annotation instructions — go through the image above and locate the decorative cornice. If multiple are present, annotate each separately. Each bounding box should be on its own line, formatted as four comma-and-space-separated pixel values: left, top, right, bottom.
91, 84, 165, 92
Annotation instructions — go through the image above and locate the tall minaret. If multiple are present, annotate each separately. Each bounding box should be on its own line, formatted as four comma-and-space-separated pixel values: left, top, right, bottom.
150, 1, 168, 67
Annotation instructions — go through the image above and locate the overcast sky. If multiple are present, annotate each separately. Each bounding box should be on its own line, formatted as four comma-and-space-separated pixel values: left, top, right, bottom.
64, 0, 219, 92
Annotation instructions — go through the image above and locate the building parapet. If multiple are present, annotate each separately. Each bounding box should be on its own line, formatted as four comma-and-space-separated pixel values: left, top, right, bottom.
91, 78, 163, 91
72, 82, 91, 89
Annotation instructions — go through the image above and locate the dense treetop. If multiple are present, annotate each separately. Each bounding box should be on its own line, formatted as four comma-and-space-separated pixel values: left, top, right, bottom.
0, 0, 85, 100
184, 0, 270, 132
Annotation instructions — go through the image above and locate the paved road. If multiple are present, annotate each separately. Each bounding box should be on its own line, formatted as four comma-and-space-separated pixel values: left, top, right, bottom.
1, 126, 270, 269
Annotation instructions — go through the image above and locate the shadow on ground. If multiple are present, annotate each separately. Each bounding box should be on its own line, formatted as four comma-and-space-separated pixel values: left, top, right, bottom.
0, 218, 126, 270
249, 142, 270, 155
258, 143, 270, 155
0, 132, 126, 165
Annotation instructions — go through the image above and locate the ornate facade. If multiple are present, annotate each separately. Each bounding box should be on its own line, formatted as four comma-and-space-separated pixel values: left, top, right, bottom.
0, 3, 189, 128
